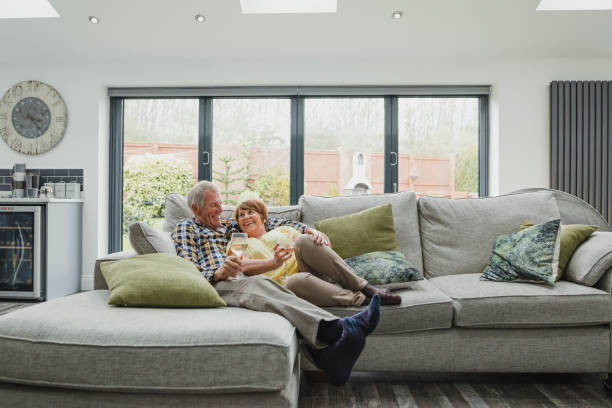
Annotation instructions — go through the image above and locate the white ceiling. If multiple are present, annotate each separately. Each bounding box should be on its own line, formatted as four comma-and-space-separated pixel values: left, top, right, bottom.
2, 0, 612, 64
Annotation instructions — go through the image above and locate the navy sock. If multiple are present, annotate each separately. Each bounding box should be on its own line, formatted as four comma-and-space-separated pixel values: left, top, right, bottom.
317, 319, 343, 345
310, 318, 366, 386
351, 293, 381, 336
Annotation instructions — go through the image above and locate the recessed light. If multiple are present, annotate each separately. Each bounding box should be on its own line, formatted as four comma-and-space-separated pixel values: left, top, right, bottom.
391, 11, 403, 19
537, 0, 612, 10
88, 16, 99, 24
240, 0, 337, 14
195, 14, 206, 23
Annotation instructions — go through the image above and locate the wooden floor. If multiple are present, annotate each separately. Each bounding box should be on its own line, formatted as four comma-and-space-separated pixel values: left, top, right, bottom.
300, 372, 612, 408
2, 302, 610, 407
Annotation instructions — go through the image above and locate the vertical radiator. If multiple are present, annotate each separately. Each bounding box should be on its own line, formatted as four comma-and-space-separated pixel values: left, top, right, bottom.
550, 81, 611, 224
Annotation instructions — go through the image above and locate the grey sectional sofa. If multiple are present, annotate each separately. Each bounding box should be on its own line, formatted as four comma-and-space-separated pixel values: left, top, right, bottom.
0, 188, 610, 407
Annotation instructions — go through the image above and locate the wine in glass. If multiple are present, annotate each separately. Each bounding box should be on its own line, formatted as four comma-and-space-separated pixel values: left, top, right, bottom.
228, 232, 248, 280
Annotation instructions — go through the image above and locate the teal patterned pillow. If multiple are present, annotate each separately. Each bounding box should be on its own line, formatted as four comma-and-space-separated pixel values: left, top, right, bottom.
481, 218, 561, 284
344, 251, 423, 289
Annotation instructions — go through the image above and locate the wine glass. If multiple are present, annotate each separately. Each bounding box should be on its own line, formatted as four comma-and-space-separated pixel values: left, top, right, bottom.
276, 234, 294, 282
228, 232, 248, 280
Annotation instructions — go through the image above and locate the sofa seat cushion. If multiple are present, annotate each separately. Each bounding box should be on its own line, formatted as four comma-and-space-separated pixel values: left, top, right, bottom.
0, 291, 298, 393
429, 273, 612, 328
323, 279, 453, 334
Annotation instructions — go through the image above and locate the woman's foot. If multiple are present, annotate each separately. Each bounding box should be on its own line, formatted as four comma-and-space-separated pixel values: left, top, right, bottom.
361, 284, 401, 305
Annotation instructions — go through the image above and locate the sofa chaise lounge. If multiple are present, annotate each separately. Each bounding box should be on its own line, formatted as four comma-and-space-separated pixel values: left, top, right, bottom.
0, 188, 610, 407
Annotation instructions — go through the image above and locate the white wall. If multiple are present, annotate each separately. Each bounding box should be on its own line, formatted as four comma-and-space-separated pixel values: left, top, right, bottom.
1, 56, 611, 290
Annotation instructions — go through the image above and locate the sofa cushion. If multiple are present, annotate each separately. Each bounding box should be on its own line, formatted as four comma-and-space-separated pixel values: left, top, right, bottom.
101, 253, 226, 308
429, 273, 612, 328
163, 192, 302, 232
480, 218, 561, 284
323, 279, 452, 334
418, 190, 560, 278
564, 232, 612, 286
344, 250, 423, 289
299, 191, 423, 272
0, 291, 298, 393
128, 221, 176, 254
315, 203, 400, 259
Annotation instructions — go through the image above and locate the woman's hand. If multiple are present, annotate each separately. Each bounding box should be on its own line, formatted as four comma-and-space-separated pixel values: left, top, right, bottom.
306, 228, 331, 247
272, 244, 293, 268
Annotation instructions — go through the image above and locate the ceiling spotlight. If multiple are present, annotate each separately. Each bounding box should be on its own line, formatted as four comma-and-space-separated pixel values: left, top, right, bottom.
88, 15, 99, 24
391, 11, 403, 19
195, 14, 206, 22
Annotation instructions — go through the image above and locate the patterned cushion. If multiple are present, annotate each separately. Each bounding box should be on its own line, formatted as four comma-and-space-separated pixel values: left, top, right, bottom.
344, 250, 423, 289
481, 219, 561, 284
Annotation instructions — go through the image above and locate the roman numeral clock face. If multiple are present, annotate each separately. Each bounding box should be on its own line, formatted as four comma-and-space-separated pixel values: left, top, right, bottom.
0, 80, 68, 155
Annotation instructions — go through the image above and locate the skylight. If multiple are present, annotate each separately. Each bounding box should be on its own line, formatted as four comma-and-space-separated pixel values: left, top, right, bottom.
537, 0, 612, 10
0, 0, 59, 18
240, 0, 337, 14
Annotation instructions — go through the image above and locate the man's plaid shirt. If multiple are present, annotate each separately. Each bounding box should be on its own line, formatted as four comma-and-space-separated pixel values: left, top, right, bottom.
172, 217, 308, 283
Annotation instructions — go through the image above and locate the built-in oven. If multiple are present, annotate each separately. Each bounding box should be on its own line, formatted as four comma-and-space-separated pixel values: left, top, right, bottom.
0, 205, 44, 300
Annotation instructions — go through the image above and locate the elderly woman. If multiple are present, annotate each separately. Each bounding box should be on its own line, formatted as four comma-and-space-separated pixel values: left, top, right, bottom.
233, 199, 401, 306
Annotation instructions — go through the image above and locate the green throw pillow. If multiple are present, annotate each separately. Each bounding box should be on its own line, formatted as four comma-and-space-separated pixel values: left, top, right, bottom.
481, 218, 561, 284
518, 220, 597, 281
100, 253, 226, 308
344, 250, 423, 289
314, 203, 400, 259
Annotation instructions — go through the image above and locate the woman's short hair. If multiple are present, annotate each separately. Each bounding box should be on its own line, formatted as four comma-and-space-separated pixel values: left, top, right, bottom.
234, 199, 268, 225
188, 180, 220, 209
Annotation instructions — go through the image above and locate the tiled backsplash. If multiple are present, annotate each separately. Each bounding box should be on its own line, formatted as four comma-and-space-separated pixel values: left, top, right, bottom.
0, 168, 84, 191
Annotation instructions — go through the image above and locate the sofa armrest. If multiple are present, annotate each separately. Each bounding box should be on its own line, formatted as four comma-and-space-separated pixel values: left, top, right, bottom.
595, 267, 612, 294
93, 250, 138, 290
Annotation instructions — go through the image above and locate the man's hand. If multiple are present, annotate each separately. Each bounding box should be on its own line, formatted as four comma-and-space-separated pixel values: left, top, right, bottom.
213, 255, 242, 281
306, 228, 331, 247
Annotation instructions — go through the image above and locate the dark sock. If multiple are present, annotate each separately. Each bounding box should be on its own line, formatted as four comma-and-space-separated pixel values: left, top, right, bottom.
351, 293, 381, 336
310, 318, 366, 386
317, 319, 342, 345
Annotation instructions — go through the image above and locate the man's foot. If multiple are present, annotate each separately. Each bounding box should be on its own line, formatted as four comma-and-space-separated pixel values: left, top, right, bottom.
351, 293, 381, 336
309, 317, 366, 386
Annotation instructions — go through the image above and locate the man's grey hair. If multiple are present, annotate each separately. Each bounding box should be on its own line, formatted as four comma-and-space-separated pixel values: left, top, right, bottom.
188, 180, 220, 209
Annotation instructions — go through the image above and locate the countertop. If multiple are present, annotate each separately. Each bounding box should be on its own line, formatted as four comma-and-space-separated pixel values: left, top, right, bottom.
0, 198, 84, 203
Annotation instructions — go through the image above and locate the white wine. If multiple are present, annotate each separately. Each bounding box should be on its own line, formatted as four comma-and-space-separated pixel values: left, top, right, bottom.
230, 243, 247, 257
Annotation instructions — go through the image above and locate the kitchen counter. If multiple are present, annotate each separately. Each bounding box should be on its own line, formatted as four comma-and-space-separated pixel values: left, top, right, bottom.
0, 198, 84, 203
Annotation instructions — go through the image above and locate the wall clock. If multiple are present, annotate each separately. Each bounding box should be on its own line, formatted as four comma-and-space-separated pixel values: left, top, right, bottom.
0, 80, 68, 155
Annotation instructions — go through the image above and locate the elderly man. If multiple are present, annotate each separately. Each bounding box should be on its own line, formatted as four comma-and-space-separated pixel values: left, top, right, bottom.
172, 181, 381, 386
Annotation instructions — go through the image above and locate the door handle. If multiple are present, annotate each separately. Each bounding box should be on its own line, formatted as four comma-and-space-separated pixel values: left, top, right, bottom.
390, 152, 398, 166
202, 151, 210, 165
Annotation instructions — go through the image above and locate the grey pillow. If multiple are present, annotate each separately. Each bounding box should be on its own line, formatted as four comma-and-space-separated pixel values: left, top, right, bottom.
564, 232, 612, 286
163, 193, 193, 232
418, 190, 561, 278
129, 222, 176, 255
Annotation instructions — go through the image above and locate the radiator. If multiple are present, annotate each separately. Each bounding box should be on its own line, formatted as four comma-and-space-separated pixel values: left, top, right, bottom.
550, 81, 611, 223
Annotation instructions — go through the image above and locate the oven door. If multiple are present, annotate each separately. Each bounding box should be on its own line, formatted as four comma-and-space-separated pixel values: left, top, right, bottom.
0, 205, 43, 300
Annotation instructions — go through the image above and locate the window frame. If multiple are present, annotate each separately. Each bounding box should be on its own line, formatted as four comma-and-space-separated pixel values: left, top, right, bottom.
108, 86, 489, 252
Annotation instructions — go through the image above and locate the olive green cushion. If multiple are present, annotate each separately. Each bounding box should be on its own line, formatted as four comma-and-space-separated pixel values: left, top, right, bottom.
519, 220, 597, 281
100, 253, 226, 307
314, 203, 400, 259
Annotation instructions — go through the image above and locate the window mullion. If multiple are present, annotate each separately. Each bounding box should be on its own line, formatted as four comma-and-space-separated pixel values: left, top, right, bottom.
384, 96, 399, 193
290, 96, 305, 204
199, 97, 213, 181
109, 97, 124, 253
